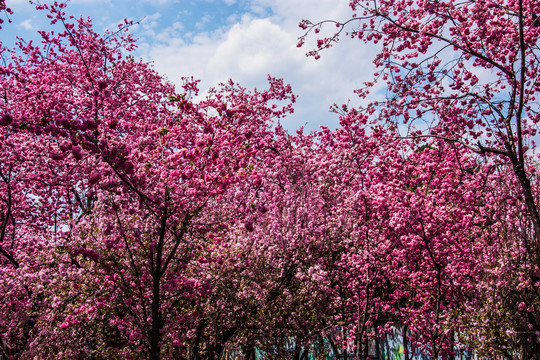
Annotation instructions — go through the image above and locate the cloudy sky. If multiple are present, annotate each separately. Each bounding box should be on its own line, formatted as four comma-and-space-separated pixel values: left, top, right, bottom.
2, 0, 382, 132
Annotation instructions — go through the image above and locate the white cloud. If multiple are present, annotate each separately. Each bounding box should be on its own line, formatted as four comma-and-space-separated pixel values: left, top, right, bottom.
195, 13, 213, 30
206, 16, 301, 77
137, 0, 381, 132
139, 0, 179, 4
19, 19, 35, 30
226, 13, 240, 24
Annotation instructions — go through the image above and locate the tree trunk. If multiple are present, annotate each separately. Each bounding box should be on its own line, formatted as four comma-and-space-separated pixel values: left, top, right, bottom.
403, 325, 410, 360
149, 273, 162, 360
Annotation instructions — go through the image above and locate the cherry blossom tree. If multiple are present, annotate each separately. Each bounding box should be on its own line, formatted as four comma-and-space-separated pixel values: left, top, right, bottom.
300, 0, 540, 357
0, 2, 297, 359
307, 116, 487, 359
0, 123, 87, 358
208, 128, 349, 359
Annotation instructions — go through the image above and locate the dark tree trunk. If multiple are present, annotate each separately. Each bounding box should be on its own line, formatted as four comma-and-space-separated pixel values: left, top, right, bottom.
149, 272, 162, 360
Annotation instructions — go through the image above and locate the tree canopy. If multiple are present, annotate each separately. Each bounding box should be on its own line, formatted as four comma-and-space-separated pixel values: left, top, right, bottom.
0, 1, 538, 359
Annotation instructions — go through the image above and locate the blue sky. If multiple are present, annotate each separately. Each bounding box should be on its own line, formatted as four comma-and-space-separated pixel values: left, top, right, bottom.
2, 0, 382, 132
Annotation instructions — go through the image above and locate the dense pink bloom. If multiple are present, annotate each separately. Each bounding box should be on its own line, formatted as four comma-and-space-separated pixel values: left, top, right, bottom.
0, 0, 538, 359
